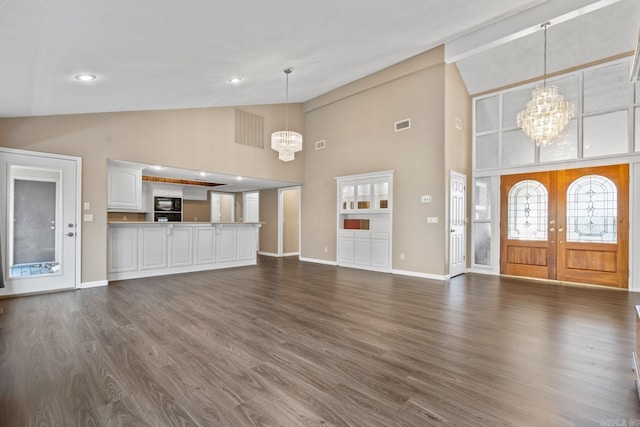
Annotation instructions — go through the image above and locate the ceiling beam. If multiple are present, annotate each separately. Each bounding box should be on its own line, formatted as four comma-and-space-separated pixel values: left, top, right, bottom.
444, 0, 625, 64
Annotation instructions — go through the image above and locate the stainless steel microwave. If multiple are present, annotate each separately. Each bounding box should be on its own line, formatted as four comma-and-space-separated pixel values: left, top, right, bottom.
154, 196, 181, 212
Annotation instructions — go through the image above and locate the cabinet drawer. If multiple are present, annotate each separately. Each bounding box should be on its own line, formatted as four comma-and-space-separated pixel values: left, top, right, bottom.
353, 230, 371, 238
371, 231, 389, 240
339, 230, 355, 238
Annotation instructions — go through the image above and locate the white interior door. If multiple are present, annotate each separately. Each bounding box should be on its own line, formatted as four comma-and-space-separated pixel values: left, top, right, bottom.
449, 171, 466, 278
0, 149, 80, 295
244, 191, 260, 250
210, 193, 221, 222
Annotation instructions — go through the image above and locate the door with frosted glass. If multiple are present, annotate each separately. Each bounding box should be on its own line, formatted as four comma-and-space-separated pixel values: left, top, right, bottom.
500, 165, 628, 288
0, 150, 79, 295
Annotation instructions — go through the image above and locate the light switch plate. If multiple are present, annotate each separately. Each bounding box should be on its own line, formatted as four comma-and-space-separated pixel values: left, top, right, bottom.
427, 217, 438, 223
83, 214, 94, 222
83, 202, 91, 211
421, 195, 432, 203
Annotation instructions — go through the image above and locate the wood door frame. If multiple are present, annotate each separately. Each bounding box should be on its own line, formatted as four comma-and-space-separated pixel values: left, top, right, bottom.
500, 164, 629, 288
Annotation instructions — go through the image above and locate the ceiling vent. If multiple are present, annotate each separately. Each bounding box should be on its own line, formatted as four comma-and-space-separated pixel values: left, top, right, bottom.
395, 119, 411, 132
235, 108, 265, 148
315, 140, 326, 150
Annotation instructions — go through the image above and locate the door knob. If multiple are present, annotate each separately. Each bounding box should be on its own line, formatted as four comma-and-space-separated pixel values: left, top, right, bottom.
549, 228, 555, 232
558, 228, 564, 232
67, 232, 75, 237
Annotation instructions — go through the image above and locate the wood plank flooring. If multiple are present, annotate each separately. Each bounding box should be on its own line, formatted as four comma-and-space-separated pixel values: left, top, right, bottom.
2, 256, 640, 426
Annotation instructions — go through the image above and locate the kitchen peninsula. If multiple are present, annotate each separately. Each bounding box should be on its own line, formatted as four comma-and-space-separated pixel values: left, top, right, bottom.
107, 221, 261, 281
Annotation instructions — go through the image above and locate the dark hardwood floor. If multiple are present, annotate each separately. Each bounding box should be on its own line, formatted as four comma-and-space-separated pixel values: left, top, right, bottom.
2, 256, 640, 426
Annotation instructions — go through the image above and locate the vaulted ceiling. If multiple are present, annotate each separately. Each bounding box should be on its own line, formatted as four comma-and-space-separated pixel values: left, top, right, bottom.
1, 0, 638, 118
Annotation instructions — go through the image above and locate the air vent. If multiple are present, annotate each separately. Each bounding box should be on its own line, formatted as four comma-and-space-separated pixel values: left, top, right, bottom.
235, 108, 265, 148
315, 140, 326, 150
395, 119, 411, 132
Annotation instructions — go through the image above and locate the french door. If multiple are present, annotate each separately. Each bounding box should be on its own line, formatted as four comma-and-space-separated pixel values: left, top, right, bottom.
500, 164, 628, 288
0, 149, 80, 295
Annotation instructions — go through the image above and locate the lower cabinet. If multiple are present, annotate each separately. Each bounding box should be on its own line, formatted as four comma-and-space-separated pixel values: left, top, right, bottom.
338, 230, 390, 271
168, 226, 193, 267
107, 223, 259, 280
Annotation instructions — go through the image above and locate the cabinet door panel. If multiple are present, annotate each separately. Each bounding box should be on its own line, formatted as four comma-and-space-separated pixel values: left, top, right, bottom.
371, 239, 389, 269
354, 238, 371, 265
108, 227, 138, 273
217, 227, 238, 262
169, 226, 193, 267
338, 237, 355, 264
140, 227, 167, 270
108, 167, 142, 210
237, 227, 256, 260
194, 227, 216, 264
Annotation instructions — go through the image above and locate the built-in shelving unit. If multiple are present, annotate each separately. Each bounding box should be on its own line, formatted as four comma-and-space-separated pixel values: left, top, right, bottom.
336, 170, 393, 272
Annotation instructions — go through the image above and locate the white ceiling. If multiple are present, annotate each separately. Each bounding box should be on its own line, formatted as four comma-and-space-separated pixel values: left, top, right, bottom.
2, 0, 636, 119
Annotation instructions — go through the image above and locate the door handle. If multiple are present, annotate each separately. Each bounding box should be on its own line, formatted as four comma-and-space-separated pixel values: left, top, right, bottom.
558, 228, 564, 233
450, 229, 455, 233
66, 232, 76, 237
549, 228, 555, 232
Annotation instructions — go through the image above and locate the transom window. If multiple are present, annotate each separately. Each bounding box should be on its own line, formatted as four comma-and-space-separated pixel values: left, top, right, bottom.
507, 180, 548, 240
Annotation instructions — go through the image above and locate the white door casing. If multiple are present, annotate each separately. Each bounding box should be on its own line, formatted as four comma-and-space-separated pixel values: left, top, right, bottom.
449, 171, 467, 277
0, 148, 81, 295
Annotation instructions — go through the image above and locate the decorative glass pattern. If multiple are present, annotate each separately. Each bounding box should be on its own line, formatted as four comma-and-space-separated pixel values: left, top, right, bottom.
507, 180, 548, 240
566, 175, 617, 243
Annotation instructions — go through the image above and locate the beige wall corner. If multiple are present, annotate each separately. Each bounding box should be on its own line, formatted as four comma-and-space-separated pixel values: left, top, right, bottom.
302, 46, 449, 275
283, 188, 300, 254
259, 188, 279, 254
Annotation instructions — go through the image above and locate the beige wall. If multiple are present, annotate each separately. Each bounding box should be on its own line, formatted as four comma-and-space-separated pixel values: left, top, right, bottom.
301, 46, 470, 276
259, 189, 278, 254
183, 196, 211, 222
219, 194, 234, 222
283, 188, 300, 254
0, 104, 304, 283
444, 63, 472, 270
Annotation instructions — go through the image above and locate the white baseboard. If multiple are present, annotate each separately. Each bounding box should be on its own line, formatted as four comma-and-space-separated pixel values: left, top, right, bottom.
258, 251, 280, 257
391, 269, 449, 281
298, 256, 338, 266
80, 280, 108, 289
466, 268, 498, 276
282, 252, 299, 257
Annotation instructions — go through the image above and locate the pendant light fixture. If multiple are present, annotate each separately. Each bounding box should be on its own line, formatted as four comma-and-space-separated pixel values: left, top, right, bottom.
517, 22, 575, 147
271, 68, 303, 162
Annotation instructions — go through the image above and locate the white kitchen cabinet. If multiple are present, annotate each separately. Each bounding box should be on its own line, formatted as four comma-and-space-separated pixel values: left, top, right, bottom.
237, 226, 256, 261
152, 184, 183, 198
107, 165, 143, 211
107, 223, 260, 280
217, 226, 238, 263
194, 226, 216, 264
336, 170, 393, 272
139, 226, 168, 270
183, 186, 208, 200
108, 226, 138, 273
168, 226, 193, 267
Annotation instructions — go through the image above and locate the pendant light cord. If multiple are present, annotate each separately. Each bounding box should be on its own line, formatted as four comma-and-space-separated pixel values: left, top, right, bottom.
542, 22, 549, 87
284, 68, 292, 131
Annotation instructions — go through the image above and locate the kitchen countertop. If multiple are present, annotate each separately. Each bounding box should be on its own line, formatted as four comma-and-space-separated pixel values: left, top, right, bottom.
108, 221, 263, 225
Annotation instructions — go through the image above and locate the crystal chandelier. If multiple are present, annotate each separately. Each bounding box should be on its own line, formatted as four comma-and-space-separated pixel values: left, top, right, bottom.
517, 22, 575, 147
271, 68, 303, 162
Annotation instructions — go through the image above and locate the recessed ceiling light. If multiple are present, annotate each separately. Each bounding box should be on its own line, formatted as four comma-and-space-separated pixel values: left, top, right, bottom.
152, 165, 163, 170
236, 176, 243, 181
74, 73, 96, 82
229, 77, 242, 84
199, 172, 207, 177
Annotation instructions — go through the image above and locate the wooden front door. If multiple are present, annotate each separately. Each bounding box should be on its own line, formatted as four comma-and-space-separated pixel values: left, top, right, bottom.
500, 164, 628, 288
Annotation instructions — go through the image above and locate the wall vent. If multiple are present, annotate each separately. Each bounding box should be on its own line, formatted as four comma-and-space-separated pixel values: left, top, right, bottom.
235, 108, 265, 148
315, 140, 326, 150
395, 119, 411, 132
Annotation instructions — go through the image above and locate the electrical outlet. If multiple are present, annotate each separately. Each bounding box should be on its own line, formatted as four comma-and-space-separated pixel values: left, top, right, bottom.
324, 246, 328, 253
400, 253, 405, 260
427, 217, 438, 223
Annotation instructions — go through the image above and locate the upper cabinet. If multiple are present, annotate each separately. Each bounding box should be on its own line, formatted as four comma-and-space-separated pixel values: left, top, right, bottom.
107, 165, 143, 211
339, 174, 392, 213
182, 186, 208, 201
